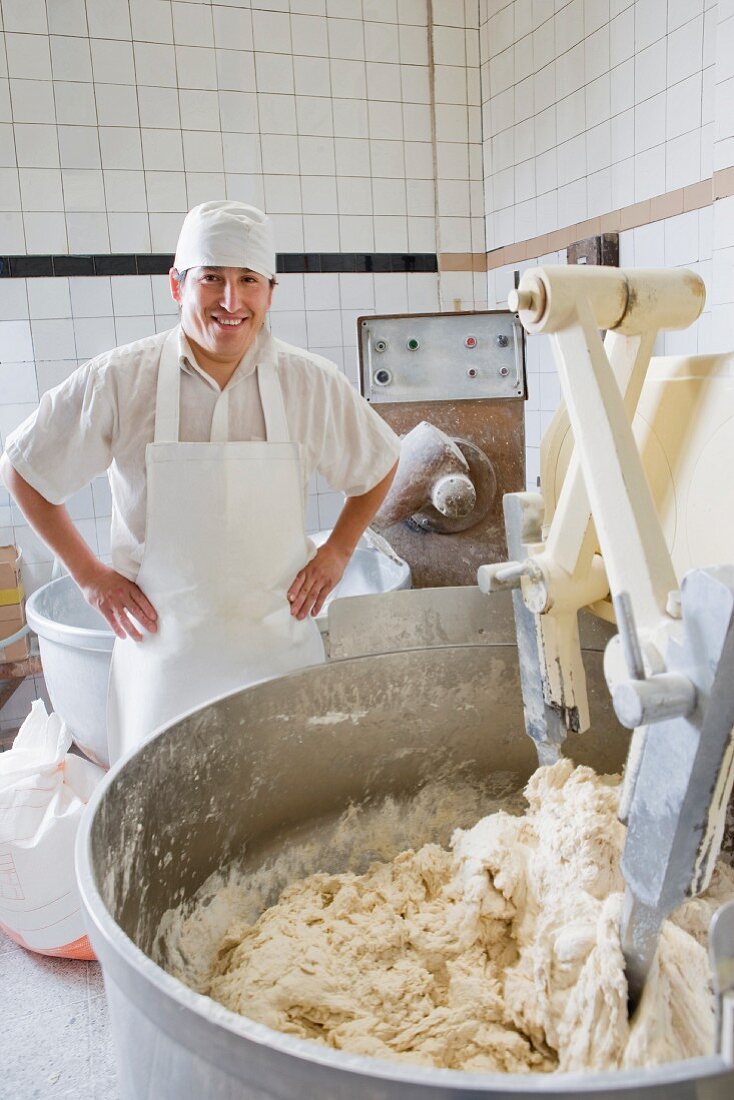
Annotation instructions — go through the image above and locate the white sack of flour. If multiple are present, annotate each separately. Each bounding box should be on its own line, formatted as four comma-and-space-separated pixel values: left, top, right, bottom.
0, 700, 104, 959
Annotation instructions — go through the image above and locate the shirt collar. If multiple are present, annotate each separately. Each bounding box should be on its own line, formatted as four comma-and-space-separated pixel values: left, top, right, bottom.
176, 325, 274, 390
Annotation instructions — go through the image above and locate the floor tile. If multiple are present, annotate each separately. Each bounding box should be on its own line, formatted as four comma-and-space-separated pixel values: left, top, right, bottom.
88, 993, 118, 1086
0, 940, 88, 1018
4, 997, 93, 1099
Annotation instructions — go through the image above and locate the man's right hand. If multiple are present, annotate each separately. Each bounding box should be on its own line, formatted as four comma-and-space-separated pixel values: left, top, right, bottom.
78, 564, 158, 642
0, 463, 157, 641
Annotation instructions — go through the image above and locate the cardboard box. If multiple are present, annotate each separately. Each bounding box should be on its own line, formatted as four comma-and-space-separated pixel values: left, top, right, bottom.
0, 545, 22, 590
0, 603, 29, 661
0, 546, 29, 660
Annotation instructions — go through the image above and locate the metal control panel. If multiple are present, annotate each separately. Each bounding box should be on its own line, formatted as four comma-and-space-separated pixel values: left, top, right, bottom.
358, 310, 525, 404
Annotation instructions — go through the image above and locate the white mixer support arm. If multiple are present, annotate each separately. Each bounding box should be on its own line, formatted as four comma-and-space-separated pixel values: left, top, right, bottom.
493, 266, 734, 1014
500, 267, 705, 732
547, 293, 678, 672
543, 328, 656, 577
523, 326, 660, 733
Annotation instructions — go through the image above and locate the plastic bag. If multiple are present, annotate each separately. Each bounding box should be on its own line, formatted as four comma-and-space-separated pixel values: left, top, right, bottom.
0, 700, 104, 959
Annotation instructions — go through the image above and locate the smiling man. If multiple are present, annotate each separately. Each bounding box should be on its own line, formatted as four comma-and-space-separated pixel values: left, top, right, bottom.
1, 202, 399, 762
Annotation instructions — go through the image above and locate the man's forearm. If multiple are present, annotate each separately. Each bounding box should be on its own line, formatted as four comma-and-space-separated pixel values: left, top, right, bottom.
326, 461, 398, 556
1, 458, 101, 585
2, 457, 157, 639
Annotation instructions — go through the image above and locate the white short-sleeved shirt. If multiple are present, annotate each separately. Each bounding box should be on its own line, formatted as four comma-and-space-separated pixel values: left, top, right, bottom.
3, 325, 400, 581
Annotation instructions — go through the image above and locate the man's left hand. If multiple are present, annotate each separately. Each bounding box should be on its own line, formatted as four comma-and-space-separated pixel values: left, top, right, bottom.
288, 542, 350, 620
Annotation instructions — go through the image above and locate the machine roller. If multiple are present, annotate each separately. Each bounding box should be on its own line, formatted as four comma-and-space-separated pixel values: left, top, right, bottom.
479, 264, 734, 1023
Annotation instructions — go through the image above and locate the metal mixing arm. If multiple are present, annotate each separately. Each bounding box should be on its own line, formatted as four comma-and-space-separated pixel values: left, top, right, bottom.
614, 569, 734, 1012
481, 492, 568, 764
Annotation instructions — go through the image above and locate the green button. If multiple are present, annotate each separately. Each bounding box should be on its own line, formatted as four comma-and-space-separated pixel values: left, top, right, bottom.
407, 338, 419, 350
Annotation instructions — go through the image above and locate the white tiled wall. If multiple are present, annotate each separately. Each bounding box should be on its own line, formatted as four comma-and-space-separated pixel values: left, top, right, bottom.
481, 0, 734, 490
480, 0, 718, 250
0, 0, 444, 255
431, 0, 489, 310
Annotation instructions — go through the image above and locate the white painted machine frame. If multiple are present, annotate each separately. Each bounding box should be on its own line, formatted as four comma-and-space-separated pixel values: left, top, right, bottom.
479, 265, 734, 1015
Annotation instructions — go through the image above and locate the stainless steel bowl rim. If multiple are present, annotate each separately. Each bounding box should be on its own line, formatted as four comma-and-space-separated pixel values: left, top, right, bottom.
76, 662, 731, 1095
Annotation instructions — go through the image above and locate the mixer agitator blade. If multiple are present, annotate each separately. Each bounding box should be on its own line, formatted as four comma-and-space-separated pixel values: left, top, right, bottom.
617, 566, 734, 1012
502, 492, 568, 765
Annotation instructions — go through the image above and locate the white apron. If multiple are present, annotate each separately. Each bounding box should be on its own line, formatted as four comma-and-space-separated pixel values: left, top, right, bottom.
106, 329, 325, 763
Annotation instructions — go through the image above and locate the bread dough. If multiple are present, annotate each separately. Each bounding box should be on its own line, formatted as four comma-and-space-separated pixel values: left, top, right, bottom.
194, 762, 734, 1072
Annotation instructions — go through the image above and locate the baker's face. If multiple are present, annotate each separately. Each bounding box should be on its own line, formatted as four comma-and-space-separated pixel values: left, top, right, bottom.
170, 265, 274, 363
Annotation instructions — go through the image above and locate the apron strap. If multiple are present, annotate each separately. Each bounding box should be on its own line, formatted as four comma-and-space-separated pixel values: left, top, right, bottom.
154, 329, 183, 443
257, 359, 290, 444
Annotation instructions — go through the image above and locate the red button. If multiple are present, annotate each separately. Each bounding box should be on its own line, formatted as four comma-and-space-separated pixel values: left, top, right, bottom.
465, 335, 477, 348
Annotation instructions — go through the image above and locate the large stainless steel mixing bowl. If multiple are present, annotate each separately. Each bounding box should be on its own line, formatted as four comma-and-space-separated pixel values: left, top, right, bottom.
77, 595, 734, 1099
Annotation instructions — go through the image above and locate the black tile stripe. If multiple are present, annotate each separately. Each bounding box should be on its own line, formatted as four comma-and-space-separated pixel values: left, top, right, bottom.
0, 253, 438, 278
52, 256, 96, 276
7, 255, 54, 277
94, 254, 138, 276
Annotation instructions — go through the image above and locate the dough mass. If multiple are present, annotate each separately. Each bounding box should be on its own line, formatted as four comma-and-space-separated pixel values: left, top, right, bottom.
193, 762, 734, 1072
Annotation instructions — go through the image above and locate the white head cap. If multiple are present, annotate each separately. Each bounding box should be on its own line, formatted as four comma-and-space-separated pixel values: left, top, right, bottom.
174, 201, 276, 280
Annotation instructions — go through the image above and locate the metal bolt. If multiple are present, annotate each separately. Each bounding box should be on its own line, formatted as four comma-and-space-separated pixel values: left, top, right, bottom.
478, 558, 544, 595
467, 367, 478, 378
374, 339, 388, 353
613, 673, 697, 729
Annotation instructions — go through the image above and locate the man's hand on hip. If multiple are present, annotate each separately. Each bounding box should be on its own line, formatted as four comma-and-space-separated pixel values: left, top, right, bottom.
287, 543, 350, 621
0, 463, 159, 642
79, 564, 158, 641
286, 466, 398, 622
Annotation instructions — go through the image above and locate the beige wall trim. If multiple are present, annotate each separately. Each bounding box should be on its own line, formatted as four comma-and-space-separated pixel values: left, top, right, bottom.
438, 252, 488, 271
438, 172, 734, 274
714, 166, 734, 198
